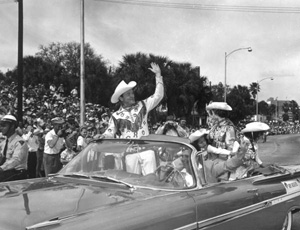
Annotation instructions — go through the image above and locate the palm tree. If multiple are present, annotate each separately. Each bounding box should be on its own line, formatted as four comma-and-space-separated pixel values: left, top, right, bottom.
249, 82, 260, 100
115, 53, 213, 122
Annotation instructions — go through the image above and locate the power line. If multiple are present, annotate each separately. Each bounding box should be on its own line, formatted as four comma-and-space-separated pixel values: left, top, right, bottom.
95, 0, 300, 14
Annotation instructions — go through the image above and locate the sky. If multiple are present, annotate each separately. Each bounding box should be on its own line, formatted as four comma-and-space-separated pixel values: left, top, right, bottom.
1, 0, 300, 104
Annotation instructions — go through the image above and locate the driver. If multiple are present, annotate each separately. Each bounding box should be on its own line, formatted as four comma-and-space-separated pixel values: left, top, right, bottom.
0, 114, 28, 182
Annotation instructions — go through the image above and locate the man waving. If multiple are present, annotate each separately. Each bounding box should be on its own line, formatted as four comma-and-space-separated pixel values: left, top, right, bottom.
102, 63, 164, 139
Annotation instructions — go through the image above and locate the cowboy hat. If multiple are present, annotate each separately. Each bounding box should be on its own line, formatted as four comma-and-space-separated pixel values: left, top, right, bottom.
51, 117, 65, 125
189, 128, 209, 143
0, 114, 17, 123
206, 102, 232, 111
111, 80, 137, 103
241, 122, 270, 133
33, 128, 43, 135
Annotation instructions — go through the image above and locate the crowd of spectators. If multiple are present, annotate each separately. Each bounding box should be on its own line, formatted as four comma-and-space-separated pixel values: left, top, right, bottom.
0, 81, 115, 178
0, 81, 198, 179
0, 81, 111, 135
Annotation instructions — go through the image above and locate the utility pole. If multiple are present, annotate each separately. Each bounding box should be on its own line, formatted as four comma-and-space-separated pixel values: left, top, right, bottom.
80, 0, 85, 126
17, 0, 23, 124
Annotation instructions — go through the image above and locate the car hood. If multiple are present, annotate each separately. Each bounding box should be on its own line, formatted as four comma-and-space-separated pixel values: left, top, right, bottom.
0, 177, 170, 230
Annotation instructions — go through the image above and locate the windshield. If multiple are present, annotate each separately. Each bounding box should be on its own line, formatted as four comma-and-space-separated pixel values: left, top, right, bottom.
59, 139, 196, 189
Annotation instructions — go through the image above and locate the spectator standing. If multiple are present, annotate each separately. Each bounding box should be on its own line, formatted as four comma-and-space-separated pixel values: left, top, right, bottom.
36, 128, 45, 177
43, 117, 66, 176
57, 84, 65, 97
155, 120, 188, 137
180, 117, 190, 135
102, 63, 164, 139
77, 126, 88, 152
22, 125, 39, 178
0, 115, 28, 182
70, 86, 78, 97
49, 84, 56, 95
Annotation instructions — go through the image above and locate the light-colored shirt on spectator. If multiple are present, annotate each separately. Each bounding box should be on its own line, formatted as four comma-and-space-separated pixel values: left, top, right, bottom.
44, 129, 65, 154
0, 133, 28, 171
22, 132, 39, 152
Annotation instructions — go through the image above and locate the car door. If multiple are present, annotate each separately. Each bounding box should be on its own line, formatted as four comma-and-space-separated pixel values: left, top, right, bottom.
188, 177, 264, 230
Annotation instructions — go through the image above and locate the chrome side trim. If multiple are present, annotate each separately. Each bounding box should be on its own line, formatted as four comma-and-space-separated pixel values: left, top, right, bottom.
197, 190, 300, 229
26, 219, 61, 229
173, 222, 198, 230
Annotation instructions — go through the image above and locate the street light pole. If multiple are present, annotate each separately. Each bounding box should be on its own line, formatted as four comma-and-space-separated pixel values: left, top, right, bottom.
224, 47, 252, 102
17, 0, 23, 124
80, 0, 85, 126
256, 77, 274, 121
275, 96, 278, 120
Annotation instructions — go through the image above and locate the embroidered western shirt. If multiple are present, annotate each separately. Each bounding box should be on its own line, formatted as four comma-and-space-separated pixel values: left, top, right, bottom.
103, 76, 164, 139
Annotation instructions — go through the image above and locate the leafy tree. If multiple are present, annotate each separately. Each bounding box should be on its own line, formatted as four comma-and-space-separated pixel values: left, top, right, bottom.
282, 113, 289, 122
289, 100, 299, 121
22, 55, 56, 88
35, 42, 112, 105
114, 52, 212, 123
267, 104, 276, 120
258, 101, 269, 116
210, 82, 225, 102
282, 102, 290, 113
0, 71, 6, 82
226, 85, 254, 124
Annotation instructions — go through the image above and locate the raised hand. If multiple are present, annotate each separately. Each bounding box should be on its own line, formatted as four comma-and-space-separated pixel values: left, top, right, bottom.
148, 62, 161, 76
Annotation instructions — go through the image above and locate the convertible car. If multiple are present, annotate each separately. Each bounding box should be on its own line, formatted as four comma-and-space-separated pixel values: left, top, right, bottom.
1, 135, 300, 230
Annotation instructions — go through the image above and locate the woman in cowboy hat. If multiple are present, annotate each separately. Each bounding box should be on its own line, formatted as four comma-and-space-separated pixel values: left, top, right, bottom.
206, 102, 238, 154
205, 102, 240, 180
230, 121, 270, 180
189, 128, 247, 184
101, 62, 164, 139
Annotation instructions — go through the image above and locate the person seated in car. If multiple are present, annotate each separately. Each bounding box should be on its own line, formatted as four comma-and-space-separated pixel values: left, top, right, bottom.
0, 114, 29, 182
155, 122, 193, 186
189, 129, 247, 184
205, 101, 240, 181
173, 149, 194, 187
229, 122, 270, 180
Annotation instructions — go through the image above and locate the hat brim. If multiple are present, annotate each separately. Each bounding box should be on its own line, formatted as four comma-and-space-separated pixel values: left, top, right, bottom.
206, 102, 232, 111
1, 115, 17, 123
111, 81, 137, 104
51, 117, 65, 125
189, 129, 209, 143
241, 122, 270, 133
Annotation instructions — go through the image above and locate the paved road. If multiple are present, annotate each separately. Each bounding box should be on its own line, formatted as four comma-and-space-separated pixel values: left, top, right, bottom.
258, 134, 300, 165
258, 134, 300, 230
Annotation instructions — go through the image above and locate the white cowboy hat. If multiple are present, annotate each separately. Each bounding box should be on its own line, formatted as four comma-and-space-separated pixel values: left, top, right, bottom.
33, 128, 43, 135
189, 128, 209, 143
51, 117, 65, 125
1, 114, 17, 123
241, 122, 270, 133
206, 102, 232, 111
111, 80, 137, 103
